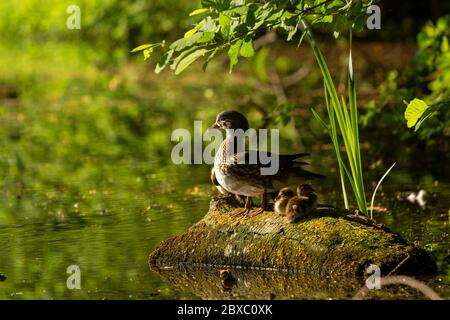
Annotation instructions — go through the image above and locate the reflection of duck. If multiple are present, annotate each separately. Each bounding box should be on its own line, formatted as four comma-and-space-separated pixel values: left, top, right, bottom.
211, 110, 324, 215
219, 269, 237, 291
0, 274, 6, 281
285, 184, 317, 223
274, 188, 295, 216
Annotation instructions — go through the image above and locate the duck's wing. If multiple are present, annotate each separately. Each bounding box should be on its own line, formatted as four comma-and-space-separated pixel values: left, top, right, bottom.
224, 151, 322, 189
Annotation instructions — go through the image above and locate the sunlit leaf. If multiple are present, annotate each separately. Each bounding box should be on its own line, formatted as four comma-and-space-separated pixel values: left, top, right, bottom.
175, 49, 208, 75
227, 40, 242, 72
198, 32, 215, 43
219, 14, 231, 38
404, 98, 429, 128
170, 33, 204, 51
321, 15, 333, 23
240, 39, 255, 58
184, 27, 198, 38
131, 44, 153, 53
143, 49, 152, 60
199, 17, 218, 33
189, 8, 209, 16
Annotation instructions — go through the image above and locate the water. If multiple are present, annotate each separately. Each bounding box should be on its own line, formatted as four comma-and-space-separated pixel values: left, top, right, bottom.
0, 165, 210, 299
0, 148, 449, 300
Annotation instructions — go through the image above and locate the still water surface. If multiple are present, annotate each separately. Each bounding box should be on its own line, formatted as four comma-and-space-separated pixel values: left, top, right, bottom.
0, 152, 448, 299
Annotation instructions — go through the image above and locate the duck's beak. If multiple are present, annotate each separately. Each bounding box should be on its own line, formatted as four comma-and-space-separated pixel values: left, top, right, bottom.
209, 122, 220, 129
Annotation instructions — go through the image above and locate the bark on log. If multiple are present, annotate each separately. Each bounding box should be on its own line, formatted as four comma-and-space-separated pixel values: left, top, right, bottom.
149, 196, 436, 278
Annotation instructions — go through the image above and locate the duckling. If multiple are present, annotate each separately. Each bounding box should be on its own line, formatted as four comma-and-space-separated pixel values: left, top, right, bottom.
274, 187, 295, 216
285, 184, 317, 223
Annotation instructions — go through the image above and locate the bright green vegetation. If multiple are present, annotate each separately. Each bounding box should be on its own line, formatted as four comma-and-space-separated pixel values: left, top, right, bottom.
308, 30, 366, 214
0, 0, 448, 299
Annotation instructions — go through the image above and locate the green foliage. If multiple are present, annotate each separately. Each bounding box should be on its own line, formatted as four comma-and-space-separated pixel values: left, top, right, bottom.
362, 15, 450, 148
134, 0, 375, 74
0, 0, 201, 50
404, 98, 432, 130
310, 31, 366, 213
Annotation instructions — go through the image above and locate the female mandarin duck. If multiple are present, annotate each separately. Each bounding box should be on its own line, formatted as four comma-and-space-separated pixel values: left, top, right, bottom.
210, 110, 324, 215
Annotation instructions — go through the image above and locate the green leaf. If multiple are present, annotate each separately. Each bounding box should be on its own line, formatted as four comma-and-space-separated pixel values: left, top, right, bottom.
184, 27, 198, 38
155, 49, 174, 74
231, 0, 245, 6
131, 44, 153, 53
189, 8, 209, 16
198, 32, 215, 43
199, 16, 218, 32
228, 40, 242, 72
297, 29, 307, 48
130, 42, 165, 53
170, 33, 204, 51
280, 19, 298, 41
143, 49, 152, 60
404, 98, 429, 128
240, 39, 255, 58
353, 12, 368, 32
222, 5, 248, 17
219, 14, 231, 38
175, 49, 208, 75
170, 46, 200, 70
321, 15, 333, 23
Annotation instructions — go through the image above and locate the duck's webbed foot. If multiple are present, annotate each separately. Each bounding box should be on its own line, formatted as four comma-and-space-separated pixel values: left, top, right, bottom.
248, 190, 267, 216
248, 207, 264, 216
231, 196, 253, 216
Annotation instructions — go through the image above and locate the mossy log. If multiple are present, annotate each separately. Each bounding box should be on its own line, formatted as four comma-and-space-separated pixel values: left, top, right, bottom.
150, 196, 436, 278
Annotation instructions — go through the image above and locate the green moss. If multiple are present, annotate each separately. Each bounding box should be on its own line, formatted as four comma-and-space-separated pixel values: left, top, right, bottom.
150, 197, 437, 277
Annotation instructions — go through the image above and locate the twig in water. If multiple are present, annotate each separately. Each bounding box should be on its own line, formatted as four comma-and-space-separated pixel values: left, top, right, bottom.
353, 275, 444, 300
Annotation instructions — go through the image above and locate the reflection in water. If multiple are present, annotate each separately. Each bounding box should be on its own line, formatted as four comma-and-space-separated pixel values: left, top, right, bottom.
0, 156, 449, 299
151, 265, 444, 300
0, 166, 210, 299
152, 266, 362, 300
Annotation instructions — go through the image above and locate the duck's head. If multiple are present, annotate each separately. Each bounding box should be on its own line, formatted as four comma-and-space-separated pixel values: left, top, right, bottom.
210, 110, 249, 131
275, 187, 295, 202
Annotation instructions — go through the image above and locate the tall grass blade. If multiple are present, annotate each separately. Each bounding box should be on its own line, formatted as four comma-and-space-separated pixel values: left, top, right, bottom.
370, 162, 396, 220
